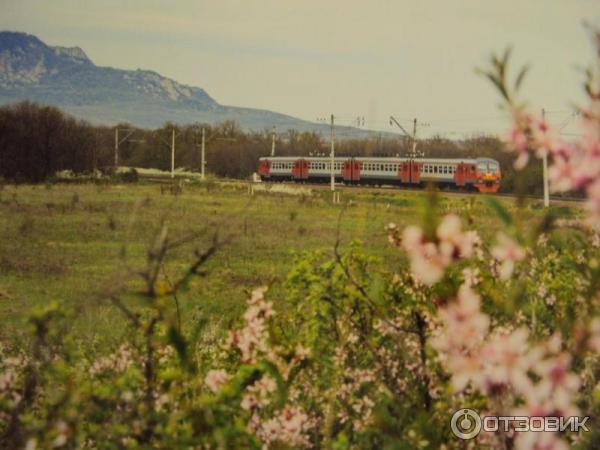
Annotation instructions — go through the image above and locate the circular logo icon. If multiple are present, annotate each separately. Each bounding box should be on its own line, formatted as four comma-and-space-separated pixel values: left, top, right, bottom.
451, 409, 482, 440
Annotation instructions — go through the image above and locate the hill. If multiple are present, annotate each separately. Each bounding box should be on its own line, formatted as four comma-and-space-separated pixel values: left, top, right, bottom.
0, 31, 382, 137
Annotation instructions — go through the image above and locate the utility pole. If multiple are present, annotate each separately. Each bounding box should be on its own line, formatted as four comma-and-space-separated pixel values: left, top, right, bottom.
412, 118, 418, 157
114, 128, 119, 167
171, 127, 175, 179
542, 108, 550, 207
114, 127, 137, 168
201, 127, 206, 180
330, 114, 335, 192
271, 126, 276, 157
389, 116, 428, 158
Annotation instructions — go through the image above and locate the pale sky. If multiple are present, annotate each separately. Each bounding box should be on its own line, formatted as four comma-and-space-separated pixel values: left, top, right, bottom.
1, 0, 599, 137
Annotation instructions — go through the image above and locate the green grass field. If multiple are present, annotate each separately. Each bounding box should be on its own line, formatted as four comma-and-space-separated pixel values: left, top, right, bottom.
0, 181, 580, 349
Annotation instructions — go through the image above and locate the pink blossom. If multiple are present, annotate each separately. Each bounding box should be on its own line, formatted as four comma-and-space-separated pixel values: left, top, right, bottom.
514, 431, 569, 450
227, 287, 274, 363
491, 232, 526, 280
398, 215, 479, 285
204, 369, 230, 393
462, 267, 480, 287
253, 406, 311, 448
480, 328, 532, 394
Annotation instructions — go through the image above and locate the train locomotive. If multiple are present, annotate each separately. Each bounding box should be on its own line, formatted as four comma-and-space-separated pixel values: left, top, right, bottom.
258, 156, 501, 193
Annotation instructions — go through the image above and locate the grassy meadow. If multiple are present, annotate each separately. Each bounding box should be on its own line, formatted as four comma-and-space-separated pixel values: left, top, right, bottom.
0, 181, 581, 349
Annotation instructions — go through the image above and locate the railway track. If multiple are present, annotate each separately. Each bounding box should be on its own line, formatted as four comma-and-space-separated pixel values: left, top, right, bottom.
261, 181, 584, 205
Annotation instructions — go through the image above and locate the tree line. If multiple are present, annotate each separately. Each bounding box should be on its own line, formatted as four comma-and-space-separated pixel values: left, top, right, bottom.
0, 101, 545, 194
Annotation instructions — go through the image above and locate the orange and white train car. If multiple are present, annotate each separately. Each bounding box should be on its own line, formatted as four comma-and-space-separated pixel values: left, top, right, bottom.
258, 156, 501, 193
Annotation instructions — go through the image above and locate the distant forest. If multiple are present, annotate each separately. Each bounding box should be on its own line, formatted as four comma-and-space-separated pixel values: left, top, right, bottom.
0, 101, 546, 194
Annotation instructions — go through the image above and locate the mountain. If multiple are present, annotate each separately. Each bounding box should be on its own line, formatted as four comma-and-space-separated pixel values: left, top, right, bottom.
0, 31, 386, 137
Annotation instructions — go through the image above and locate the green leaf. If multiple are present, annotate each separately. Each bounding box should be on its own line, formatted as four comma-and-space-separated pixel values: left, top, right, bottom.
167, 326, 191, 370
514, 64, 529, 91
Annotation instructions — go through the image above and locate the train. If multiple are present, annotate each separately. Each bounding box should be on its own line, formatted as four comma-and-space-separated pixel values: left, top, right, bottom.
257, 156, 501, 193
